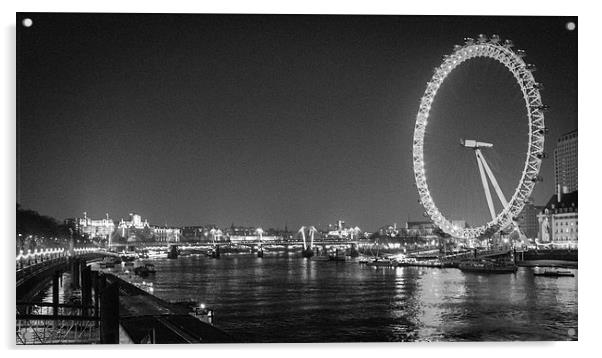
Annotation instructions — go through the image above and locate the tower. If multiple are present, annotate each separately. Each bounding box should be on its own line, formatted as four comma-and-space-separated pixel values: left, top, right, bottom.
554, 130, 578, 193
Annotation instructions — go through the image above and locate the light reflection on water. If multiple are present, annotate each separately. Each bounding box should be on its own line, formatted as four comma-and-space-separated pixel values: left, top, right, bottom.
110, 254, 578, 342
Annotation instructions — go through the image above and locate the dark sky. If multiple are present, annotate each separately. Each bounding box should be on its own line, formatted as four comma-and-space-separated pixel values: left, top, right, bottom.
16, 14, 577, 231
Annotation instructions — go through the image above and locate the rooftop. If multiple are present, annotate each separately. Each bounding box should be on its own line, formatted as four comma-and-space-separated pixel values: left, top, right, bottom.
542, 190, 578, 214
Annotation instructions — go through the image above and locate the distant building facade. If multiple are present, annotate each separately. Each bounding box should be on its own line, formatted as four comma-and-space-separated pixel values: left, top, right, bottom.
537, 190, 578, 248
517, 203, 544, 239
117, 212, 180, 242
152, 226, 181, 242
118, 213, 150, 232
404, 221, 436, 237
554, 130, 578, 193
182, 225, 215, 242
325, 220, 361, 240
76, 212, 115, 239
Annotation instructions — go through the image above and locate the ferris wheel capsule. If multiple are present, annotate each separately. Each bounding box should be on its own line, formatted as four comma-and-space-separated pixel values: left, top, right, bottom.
533, 104, 550, 112
490, 34, 501, 43
477, 34, 488, 43
464, 37, 475, 45
503, 39, 514, 48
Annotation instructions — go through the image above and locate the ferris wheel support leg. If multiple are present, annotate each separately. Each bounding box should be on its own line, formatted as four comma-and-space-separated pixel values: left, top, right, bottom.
475, 149, 497, 221
477, 150, 509, 208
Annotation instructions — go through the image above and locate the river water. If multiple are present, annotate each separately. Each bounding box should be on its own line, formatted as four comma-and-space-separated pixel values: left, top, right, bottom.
120, 253, 576, 342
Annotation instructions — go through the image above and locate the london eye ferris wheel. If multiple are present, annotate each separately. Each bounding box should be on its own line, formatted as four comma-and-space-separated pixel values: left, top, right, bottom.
412, 34, 547, 240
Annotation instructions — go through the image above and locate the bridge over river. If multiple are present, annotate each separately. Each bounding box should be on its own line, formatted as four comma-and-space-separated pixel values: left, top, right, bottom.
16, 249, 231, 344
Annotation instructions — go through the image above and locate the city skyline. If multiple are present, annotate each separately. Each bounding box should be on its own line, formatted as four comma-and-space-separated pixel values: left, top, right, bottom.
14, 11, 580, 346
17, 14, 577, 231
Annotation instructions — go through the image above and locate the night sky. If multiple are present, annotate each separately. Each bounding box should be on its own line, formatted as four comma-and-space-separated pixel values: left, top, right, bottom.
16, 14, 577, 231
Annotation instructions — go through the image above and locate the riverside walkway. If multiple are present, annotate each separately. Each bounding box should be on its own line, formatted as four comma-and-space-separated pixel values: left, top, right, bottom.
105, 274, 233, 344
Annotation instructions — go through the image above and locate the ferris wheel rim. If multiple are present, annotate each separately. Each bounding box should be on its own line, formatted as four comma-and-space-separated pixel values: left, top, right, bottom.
412, 36, 546, 240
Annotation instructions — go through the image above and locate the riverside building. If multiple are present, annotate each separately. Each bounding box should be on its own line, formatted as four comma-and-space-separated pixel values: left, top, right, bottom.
537, 189, 578, 248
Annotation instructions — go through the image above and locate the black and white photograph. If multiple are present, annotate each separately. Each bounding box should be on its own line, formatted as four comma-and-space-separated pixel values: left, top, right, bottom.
12, 9, 579, 346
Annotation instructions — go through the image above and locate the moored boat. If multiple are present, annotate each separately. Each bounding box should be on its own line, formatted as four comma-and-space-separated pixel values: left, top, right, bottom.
170, 299, 215, 325
366, 258, 397, 267
398, 259, 444, 268
134, 263, 156, 277
100, 256, 120, 268
534, 270, 574, 277
459, 259, 517, 274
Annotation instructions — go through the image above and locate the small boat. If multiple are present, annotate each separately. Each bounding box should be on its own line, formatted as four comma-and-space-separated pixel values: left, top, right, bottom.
170, 300, 214, 325
534, 270, 575, 277
134, 263, 156, 277
191, 303, 214, 324
367, 258, 397, 267
399, 259, 444, 268
397, 257, 417, 267
100, 256, 120, 268
459, 259, 517, 274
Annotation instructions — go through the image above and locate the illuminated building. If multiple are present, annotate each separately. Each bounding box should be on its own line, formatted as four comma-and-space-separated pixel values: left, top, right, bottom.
404, 221, 436, 237
554, 130, 578, 193
152, 226, 181, 242
117, 212, 180, 242
325, 220, 361, 240
537, 189, 578, 248
118, 213, 150, 231
76, 212, 115, 239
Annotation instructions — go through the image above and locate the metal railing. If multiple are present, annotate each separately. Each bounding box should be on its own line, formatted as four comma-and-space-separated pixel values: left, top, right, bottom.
16, 302, 99, 344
